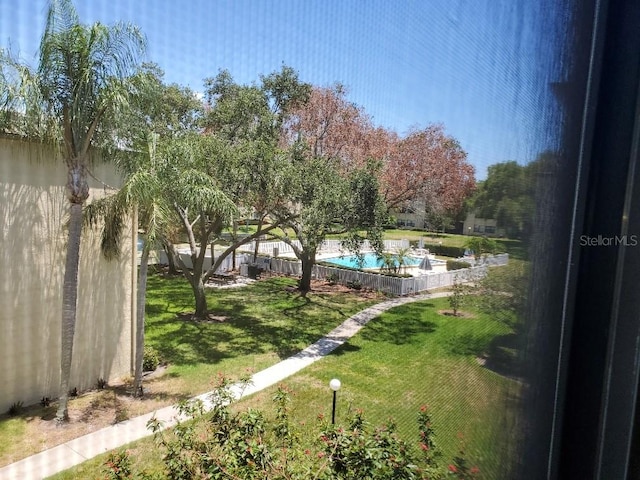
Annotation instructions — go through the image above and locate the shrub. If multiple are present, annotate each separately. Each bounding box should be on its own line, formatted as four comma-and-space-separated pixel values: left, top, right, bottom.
346, 279, 362, 290
447, 260, 472, 271
326, 272, 339, 285
102, 450, 134, 480
424, 243, 466, 258
110, 378, 481, 479
143, 345, 160, 372
7, 401, 23, 416
465, 236, 499, 260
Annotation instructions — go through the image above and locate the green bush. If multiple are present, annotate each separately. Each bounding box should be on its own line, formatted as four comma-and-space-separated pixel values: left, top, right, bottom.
143, 345, 160, 372
326, 272, 339, 285
108, 377, 480, 479
7, 401, 23, 416
447, 260, 472, 271
423, 243, 466, 258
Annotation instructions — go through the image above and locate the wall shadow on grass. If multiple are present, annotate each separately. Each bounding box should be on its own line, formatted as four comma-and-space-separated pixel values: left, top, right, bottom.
481, 333, 523, 380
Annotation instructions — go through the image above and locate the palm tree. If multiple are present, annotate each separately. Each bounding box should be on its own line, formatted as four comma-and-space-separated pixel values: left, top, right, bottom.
1, 0, 145, 422
395, 246, 412, 275
379, 251, 398, 274
88, 133, 168, 396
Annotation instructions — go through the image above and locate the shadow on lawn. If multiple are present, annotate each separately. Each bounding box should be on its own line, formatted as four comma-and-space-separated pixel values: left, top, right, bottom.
148, 276, 360, 366
359, 303, 437, 345
481, 333, 523, 380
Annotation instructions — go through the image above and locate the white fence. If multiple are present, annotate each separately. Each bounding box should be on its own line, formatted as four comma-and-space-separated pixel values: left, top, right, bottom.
160, 249, 251, 273
250, 254, 496, 296
462, 253, 509, 267
156, 243, 508, 296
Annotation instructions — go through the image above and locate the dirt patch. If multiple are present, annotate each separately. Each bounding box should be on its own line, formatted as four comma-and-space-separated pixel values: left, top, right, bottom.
284, 279, 382, 298
438, 309, 476, 318
302, 279, 384, 299
0, 368, 191, 468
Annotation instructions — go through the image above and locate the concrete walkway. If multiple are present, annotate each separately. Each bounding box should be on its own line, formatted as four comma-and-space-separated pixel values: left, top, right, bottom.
0, 292, 449, 480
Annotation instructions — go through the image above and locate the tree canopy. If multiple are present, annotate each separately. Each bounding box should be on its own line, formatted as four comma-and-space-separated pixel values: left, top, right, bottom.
466, 156, 555, 239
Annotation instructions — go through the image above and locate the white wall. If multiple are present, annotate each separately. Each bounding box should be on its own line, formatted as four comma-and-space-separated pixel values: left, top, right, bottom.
0, 136, 135, 412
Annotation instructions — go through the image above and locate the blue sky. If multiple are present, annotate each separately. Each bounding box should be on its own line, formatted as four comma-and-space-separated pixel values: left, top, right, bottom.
0, 0, 563, 180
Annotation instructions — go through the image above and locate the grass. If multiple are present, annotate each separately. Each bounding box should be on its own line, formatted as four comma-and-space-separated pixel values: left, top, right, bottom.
0, 418, 25, 458
0, 273, 378, 468
381, 229, 470, 245
245, 297, 521, 477
143, 274, 379, 391
48, 297, 521, 479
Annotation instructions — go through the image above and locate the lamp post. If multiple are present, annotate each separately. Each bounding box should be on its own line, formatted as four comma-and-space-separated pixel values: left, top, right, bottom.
329, 378, 341, 424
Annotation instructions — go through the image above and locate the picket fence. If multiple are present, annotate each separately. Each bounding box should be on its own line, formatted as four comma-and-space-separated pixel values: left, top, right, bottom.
251, 255, 495, 296
158, 244, 507, 296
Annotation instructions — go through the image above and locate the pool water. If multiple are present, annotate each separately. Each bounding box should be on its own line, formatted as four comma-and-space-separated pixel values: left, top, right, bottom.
324, 253, 423, 269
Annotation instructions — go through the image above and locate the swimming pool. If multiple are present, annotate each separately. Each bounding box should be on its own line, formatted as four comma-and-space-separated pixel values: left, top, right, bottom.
323, 253, 423, 269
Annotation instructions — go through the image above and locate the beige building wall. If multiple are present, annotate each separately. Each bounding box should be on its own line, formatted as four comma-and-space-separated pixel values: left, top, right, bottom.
462, 212, 505, 236
0, 135, 136, 413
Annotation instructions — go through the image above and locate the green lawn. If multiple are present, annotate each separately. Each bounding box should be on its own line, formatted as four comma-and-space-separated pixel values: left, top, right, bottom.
241, 297, 521, 478
49, 296, 521, 479
142, 273, 379, 396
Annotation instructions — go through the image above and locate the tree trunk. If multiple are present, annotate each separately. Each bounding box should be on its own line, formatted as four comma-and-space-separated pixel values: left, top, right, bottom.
133, 245, 149, 397
163, 240, 179, 275
190, 242, 208, 319
193, 278, 208, 319
253, 240, 260, 263
299, 253, 316, 294
56, 202, 83, 423
232, 221, 237, 270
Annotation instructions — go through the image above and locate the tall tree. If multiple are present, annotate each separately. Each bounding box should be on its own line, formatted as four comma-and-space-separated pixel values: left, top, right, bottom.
117, 63, 203, 273
87, 65, 203, 394
380, 124, 476, 213
274, 156, 386, 293
0, 0, 145, 422
280, 84, 374, 171
156, 133, 239, 318
467, 159, 545, 239
87, 132, 169, 396
277, 86, 387, 293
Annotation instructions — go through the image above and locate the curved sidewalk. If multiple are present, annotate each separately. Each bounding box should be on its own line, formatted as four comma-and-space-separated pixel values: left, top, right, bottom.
0, 292, 448, 480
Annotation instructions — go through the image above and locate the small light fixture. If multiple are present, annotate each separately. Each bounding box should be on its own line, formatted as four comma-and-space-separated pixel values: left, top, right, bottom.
330, 378, 341, 424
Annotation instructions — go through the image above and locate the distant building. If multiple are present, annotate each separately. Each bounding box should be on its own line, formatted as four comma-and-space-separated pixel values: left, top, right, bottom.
394, 203, 424, 229
462, 212, 505, 236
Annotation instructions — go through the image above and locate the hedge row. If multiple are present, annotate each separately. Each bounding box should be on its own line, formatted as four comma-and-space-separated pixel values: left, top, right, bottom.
446, 259, 472, 271
422, 243, 466, 258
